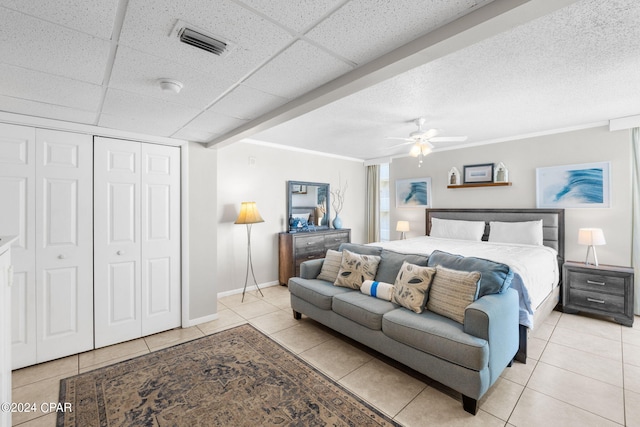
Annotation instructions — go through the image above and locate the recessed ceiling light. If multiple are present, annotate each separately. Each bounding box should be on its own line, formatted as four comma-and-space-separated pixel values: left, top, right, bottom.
158, 78, 183, 94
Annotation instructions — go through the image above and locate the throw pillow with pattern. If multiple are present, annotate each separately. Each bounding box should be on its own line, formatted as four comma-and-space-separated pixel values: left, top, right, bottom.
427, 265, 481, 323
334, 249, 381, 289
392, 262, 436, 313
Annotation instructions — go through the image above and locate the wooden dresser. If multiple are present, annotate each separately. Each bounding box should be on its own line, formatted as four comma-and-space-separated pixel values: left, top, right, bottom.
278, 229, 350, 285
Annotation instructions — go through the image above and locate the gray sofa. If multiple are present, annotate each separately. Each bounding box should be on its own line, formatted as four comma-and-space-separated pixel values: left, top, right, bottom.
288, 243, 519, 415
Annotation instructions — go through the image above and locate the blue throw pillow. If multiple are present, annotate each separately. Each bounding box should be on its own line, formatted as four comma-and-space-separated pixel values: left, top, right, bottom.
426, 250, 513, 297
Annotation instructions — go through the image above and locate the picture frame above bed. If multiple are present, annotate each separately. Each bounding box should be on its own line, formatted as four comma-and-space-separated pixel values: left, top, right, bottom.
536, 161, 611, 208
463, 163, 494, 184
396, 177, 432, 208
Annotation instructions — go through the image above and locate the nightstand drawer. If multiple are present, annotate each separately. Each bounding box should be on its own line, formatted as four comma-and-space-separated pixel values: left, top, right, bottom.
565, 270, 625, 295
568, 288, 625, 314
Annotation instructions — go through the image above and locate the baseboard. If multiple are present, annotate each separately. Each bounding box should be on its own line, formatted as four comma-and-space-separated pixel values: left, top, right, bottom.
216, 281, 280, 299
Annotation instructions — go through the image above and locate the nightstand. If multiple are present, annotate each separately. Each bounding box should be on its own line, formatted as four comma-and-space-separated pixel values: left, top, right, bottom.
563, 261, 634, 327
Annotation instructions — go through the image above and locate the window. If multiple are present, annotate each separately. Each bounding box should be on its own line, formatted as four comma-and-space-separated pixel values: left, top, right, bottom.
379, 163, 390, 241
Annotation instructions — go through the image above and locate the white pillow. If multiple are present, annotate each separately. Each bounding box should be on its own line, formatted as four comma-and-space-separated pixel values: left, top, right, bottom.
291, 213, 310, 221
488, 220, 543, 245
429, 218, 485, 241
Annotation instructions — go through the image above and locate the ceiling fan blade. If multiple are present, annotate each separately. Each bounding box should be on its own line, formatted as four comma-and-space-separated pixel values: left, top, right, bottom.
384, 136, 413, 141
429, 136, 468, 142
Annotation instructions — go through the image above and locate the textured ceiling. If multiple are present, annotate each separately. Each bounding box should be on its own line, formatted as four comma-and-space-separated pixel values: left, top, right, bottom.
0, 0, 639, 160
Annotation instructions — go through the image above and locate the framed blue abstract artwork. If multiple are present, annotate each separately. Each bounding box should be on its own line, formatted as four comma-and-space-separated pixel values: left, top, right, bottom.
536, 162, 611, 208
396, 177, 432, 208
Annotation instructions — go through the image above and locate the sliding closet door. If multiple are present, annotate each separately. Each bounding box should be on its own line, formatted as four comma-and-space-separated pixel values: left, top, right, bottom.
94, 137, 142, 347
141, 144, 181, 335
34, 129, 93, 361
0, 124, 36, 367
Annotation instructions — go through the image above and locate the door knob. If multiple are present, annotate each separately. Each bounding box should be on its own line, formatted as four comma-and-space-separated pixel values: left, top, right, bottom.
58, 254, 66, 259
117, 250, 124, 255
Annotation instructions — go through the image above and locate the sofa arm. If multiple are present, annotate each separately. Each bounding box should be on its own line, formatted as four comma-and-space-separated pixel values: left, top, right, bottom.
464, 288, 519, 382
300, 259, 324, 279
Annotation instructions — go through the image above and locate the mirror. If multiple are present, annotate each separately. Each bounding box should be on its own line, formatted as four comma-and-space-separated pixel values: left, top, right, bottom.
287, 181, 330, 231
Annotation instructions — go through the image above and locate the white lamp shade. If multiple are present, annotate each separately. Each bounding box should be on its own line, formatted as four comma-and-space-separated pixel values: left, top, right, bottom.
235, 202, 264, 224
396, 221, 410, 232
578, 228, 606, 246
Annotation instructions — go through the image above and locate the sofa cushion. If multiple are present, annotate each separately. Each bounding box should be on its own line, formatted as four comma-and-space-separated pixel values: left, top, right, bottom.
382, 308, 489, 371
333, 292, 398, 330
361, 280, 395, 301
427, 266, 481, 324
338, 243, 383, 256
334, 249, 381, 289
427, 250, 514, 297
375, 249, 429, 283
288, 277, 354, 310
317, 249, 342, 282
392, 262, 436, 314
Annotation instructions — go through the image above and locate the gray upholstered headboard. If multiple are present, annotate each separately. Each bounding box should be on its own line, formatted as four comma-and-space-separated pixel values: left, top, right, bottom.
425, 208, 565, 262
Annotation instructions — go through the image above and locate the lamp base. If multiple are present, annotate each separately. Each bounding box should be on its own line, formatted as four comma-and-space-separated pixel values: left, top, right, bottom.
242, 224, 264, 302
584, 245, 599, 267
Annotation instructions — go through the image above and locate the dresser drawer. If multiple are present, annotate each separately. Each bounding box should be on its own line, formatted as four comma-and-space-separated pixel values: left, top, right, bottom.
324, 232, 350, 250
294, 235, 325, 255
568, 288, 625, 314
565, 270, 625, 295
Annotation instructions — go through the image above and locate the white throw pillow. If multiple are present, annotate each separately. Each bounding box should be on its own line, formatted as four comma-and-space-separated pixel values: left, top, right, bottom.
429, 218, 485, 241
488, 220, 543, 245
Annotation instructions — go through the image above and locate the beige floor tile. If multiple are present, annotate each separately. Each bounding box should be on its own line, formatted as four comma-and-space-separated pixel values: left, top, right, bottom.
550, 325, 622, 361
395, 387, 504, 427
12, 411, 57, 427
525, 336, 547, 361
79, 338, 149, 370
270, 320, 335, 354
625, 341, 640, 368
249, 309, 300, 335
509, 388, 621, 427
79, 350, 150, 374
530, 322, 554, 341
11, 376, 63, 425
479, 377, 524, 421
144, 326, 204, 351
339, 358, 426, 418
540, 341, 623, 387
231, 299, 280, 320
622, 326, 640, 347
557, 313, 622, 341
527, 362, 624, 424
543, 309, 562, 326
299, 337, 373, 380
625, 388, 640, 427
624, 363, 640, 394
500, 358, 537, 386
196, 308, 247, 335
12, 355, 78, 389
218, 291, 262, 309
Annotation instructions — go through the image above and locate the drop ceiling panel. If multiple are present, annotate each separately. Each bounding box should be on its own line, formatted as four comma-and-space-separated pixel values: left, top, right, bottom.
243, 40, 353, 99
0, 95, 97, 125
0, 6, 111, 84
100, 88, 201, 136
305, 0, 487, 65
109, 46, 235, 109
0, 0, 119, 39
208, 84, 289, 120
0, 64, 103, 112
185, 109, 250, 136
118, 0, 294, 82
171, 128, 218, 143
240, 0, 344, 32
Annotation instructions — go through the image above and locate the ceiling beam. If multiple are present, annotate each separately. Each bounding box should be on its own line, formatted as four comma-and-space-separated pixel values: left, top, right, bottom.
205, 0, 580, 149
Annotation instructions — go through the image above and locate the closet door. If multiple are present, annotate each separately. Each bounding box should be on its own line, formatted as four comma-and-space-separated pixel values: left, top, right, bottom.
141, 144, 181, 335
35, 129, 93, 361
0, 123, 36, 368
94, 137, 142, 348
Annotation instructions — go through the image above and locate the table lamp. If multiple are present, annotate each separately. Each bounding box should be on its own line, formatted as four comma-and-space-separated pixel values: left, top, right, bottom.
578, 228, 606, 266
396, 221, 410, 240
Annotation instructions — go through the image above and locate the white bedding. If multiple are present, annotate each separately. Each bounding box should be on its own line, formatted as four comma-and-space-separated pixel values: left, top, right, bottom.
372, 236, 560, 328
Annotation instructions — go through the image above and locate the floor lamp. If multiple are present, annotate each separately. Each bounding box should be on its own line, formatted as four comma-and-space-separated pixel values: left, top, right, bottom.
235, 202, 265, 302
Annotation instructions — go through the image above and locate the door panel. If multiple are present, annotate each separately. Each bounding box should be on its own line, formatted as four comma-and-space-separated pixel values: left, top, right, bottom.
35, 129, 93, 362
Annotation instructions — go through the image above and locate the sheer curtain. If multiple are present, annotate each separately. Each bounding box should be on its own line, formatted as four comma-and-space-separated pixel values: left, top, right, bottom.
366, 165, 380, 243
632, 128, 640, 314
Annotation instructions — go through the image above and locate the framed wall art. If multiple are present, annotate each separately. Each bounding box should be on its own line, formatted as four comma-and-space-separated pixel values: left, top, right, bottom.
396, 177, 432, 208
463, 163, 494, 184
536, 161, 611, 208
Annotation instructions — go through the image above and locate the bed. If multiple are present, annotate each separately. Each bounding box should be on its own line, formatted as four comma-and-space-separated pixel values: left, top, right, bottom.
375, 208, 564, 362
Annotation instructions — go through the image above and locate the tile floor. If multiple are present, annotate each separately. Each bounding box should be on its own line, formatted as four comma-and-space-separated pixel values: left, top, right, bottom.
10, 284, 640, 426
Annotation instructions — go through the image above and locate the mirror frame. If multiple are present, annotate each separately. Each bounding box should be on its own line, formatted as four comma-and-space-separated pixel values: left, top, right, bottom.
287, 180, 331, 231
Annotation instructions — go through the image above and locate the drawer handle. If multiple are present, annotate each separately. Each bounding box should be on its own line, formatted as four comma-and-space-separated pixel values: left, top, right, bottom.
587, 280, 606, 286
587, 297, 605, 304
306, 242, 313, 245
307, 255, 315, 259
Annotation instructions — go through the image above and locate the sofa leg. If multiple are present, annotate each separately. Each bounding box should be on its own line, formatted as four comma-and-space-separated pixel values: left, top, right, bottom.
462, 395, 478, 415
293, 310, 302, 320
507, 359, 514, 367
515, 324, 527, 364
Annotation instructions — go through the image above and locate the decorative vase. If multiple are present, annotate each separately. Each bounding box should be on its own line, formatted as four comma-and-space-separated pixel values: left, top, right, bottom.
332, 215, 343, 229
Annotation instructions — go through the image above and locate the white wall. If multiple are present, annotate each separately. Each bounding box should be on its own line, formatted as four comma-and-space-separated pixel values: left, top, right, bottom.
215, 141, 366, 295
390, 126, 632, 266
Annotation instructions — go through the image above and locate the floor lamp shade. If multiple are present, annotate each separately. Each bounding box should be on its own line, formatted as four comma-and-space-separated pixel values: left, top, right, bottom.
235, 202, 264, 301
235, 202, 264, 224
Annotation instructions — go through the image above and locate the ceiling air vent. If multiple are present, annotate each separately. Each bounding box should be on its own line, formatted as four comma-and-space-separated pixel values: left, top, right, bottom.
171, 20, 235, 58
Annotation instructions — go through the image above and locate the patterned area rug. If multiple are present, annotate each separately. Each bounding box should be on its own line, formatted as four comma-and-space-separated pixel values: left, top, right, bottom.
57, 324, 400, 426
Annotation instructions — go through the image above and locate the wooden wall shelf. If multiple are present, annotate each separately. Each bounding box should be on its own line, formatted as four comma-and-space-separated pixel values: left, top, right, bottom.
447, 182, 512, 189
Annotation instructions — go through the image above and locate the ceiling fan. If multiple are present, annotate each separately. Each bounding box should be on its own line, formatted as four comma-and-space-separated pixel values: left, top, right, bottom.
386, 118, 467, 166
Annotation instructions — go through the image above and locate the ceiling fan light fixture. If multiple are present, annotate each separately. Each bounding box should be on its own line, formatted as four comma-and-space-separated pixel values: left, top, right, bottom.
409, 144, 421, 157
